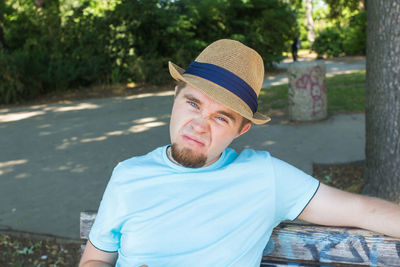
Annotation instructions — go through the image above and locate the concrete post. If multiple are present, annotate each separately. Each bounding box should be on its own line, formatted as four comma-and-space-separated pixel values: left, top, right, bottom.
288, 61, 327, 121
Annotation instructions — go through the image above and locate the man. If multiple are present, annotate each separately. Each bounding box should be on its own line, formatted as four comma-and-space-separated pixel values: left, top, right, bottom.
291, 37, 300, 61
80, 39, 400, 267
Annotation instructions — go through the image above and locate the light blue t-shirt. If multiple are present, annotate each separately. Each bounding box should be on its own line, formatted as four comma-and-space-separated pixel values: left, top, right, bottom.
89, 146, 319, 267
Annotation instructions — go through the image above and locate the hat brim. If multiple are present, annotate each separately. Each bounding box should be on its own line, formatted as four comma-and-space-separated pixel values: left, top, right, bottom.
169, 61, 271, 125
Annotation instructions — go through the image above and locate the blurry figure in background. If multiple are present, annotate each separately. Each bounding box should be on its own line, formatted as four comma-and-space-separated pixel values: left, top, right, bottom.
291, 37, 301, 61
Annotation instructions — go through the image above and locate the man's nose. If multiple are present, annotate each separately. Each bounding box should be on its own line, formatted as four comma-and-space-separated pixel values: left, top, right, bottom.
190, 115, 210, 132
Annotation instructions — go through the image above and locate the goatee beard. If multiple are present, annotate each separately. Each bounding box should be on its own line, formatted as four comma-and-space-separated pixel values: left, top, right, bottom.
170, 143, 207, 168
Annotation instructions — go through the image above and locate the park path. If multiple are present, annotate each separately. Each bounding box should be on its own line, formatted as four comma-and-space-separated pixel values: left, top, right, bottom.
0, 57, 365, 239
263, 56, 365, 88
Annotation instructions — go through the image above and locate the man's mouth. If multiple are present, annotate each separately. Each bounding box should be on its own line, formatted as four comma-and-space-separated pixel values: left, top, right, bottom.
182, 134, 205, 146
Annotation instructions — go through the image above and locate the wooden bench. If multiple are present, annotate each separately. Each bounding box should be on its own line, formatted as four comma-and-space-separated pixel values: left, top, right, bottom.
80, 211, 400, 266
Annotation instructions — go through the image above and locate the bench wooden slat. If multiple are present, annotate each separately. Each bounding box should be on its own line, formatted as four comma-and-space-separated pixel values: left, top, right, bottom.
263, 222, 400, 266
80, 211, 400, 266
80, 211, 97, 240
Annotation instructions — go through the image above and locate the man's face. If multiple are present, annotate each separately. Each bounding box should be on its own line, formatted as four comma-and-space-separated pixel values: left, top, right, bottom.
169, 84, 251, 168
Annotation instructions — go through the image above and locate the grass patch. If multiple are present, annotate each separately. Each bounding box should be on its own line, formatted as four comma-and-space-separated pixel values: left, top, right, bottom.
258, 70, 365, 115
257, 84, 289, 114
326, 70, 365, 114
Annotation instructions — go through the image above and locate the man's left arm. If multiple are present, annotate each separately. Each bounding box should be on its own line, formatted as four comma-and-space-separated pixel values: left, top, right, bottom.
298, 183, 400, 238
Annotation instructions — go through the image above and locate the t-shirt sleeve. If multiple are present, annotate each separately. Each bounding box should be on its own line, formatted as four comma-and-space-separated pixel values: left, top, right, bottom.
271, 157, 320, 222
88, 163, 124, 252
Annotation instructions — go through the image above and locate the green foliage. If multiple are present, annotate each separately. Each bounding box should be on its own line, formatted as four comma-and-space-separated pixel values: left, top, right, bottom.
324, 0, 362, 19
226, 0, 297, 68
342, 11, 366, 55
312, 27, 343, 58
0, 48, 44, 104
311, 9, 365, 58
0, 0, 297, 104
0, 49, 25, 104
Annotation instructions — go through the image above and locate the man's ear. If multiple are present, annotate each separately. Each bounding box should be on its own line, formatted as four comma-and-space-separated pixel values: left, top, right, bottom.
237, 122, 252, 137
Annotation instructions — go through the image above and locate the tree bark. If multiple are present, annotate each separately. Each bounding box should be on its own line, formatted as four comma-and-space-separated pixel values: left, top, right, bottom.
34, 0, 45, 9
363, 0, 400, 203
0, 4, 5, 48
305, 0, 315, 44
0, 25, 5, 48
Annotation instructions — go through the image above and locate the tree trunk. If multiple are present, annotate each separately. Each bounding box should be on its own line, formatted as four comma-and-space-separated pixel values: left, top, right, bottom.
0, 25, 5, 48
305, 0, 315, 44
0, 4, 5, 48
363, 0, 400, 203
34, 0, 45, 9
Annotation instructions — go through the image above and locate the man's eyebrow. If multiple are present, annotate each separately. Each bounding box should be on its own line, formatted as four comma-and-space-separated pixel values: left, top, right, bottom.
183, 93, 201, 104
217, 110, 236, 123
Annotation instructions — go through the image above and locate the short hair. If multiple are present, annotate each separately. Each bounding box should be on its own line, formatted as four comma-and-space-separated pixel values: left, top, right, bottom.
174, 81, 251, 133
175, 80, 186, 97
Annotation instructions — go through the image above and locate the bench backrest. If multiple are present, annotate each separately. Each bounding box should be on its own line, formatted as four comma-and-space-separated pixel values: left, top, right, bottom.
80, 211, 400, 266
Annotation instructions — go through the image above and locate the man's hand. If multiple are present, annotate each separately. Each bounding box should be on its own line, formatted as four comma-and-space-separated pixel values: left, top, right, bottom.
299, 183, 400, 238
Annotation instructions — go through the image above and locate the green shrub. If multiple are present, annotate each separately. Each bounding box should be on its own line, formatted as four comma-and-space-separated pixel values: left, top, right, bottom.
0, 49, 24, 104
343, 11, 366, 55
0, 0, 297, 104
224, 0, 297, 68
0, 48, 44, 104
312, 27, 344, 58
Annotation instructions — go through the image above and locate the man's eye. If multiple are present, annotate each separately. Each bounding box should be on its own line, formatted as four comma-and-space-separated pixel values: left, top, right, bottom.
216, 116, 228, 123
188, 101, 199, 109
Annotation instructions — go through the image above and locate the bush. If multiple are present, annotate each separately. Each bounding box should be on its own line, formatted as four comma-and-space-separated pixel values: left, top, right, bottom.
0, 49, 24, 104
0, 47, 46, 104
0, 0, 297, 104
312, 10, 366, 58
225, 0, 297, 68
343, 11, 366, 55
312, 27, 343, 58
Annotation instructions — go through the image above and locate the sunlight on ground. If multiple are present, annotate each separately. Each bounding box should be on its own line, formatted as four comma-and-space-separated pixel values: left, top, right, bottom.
0, 103, 101, 123
56, 137, 79, 150
1, 91, 174, 123
262, 140, 276, 146
270, 78, 289, 87
0, 111, 46, 123
326, 70, 359, 77
133, 117, 157, 123
0, 159, 28, 176
127, 121, 166, 134
80, 136, 108, 143
80, 120, 167, 143
42, 162, 88, 173
53, 116, 167, 147
15, 173, 29, 179
124, 90, 174, 100
48, 103, 100, 112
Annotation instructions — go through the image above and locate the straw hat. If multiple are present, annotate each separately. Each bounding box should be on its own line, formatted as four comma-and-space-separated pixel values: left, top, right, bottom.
169, 39, 271, 124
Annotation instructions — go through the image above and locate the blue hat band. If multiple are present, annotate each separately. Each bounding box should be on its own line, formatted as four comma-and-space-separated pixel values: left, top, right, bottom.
183, 61, 258, 113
